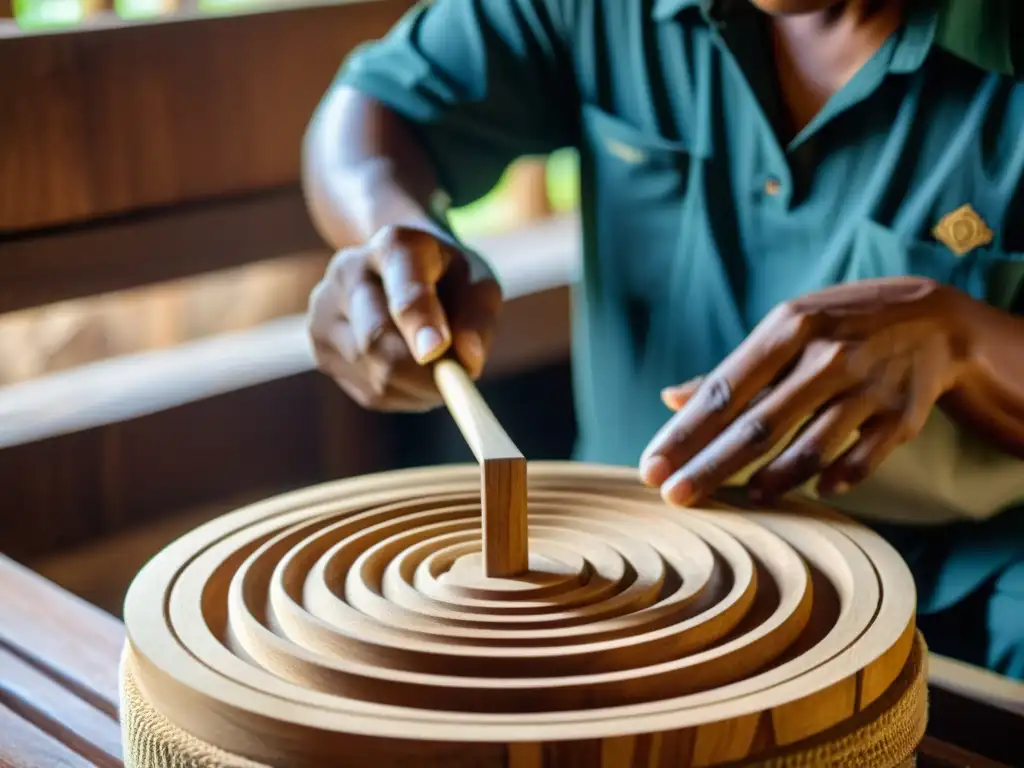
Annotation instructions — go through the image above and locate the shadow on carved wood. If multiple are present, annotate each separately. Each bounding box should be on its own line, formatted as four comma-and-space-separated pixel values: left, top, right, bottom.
122, 463, 926, 765
121, 364, 926, 767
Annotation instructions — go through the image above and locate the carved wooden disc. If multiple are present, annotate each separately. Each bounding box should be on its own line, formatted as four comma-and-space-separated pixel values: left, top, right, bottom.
123, 462, 918, 766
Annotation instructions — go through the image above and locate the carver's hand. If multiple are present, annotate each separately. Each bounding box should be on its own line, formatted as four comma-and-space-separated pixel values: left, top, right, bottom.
640, 277, 975, 506
307, 225, 502, 412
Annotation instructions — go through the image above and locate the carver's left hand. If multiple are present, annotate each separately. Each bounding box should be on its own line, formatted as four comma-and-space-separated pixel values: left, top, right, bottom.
639, 277, 974, 507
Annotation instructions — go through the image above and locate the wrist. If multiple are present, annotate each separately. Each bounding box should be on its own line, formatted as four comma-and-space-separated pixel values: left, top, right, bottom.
957, 292, 1022, 387
941, 289, 1024, 455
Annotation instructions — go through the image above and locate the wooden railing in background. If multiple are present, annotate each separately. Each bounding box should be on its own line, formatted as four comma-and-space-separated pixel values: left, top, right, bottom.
0, 0, 576, 594
0, 0, 560, 386
0, 2, 410, 238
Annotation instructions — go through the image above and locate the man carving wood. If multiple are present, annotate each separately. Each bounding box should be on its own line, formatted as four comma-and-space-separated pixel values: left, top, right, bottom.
302, 0, 1024, 679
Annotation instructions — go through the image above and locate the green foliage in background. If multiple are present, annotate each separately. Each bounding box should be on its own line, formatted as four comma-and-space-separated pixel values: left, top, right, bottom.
14, 0, 263, 26
448, 149, 580, 239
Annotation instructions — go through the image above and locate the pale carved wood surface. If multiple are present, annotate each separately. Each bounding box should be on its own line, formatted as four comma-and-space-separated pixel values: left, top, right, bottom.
434, 359, 528, 578
122, 462, 921, 767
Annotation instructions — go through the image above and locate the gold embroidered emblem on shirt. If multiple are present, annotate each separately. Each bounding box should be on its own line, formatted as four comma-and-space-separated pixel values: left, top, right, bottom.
932, 204, 994, 257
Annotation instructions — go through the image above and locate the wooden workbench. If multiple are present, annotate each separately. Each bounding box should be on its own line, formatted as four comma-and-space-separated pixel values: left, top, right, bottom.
0, 555, 123, 767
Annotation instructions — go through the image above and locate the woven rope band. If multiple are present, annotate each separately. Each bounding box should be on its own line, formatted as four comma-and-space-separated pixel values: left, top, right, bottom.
120, 632, 927, 768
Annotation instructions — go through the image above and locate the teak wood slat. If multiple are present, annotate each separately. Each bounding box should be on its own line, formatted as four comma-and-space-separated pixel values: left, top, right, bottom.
434, 359, 528, 577
0, 555, 123, 713
0, 555, 124, 766
0, 0, 414, 234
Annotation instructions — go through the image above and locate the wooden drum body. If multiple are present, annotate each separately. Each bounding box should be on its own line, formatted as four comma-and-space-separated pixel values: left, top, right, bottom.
120, 462, 926, 767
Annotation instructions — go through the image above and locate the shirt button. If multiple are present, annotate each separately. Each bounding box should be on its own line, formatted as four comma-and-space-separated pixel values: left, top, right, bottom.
764, 178, 782, 196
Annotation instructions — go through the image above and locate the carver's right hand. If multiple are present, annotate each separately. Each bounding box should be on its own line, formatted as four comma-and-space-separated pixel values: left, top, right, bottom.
308, 224, 503, 412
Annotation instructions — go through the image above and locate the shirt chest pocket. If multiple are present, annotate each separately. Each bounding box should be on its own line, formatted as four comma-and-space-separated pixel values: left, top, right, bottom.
847, 219, 1024, 311
581, 104, 703, 301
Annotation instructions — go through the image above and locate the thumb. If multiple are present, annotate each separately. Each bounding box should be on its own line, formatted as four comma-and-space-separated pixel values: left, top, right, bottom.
369, 227, 452, 364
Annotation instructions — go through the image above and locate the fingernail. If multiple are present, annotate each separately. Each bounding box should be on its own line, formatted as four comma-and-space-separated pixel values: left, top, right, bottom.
662, 477, 695, 507
415, 327, 444, 362
639, 455, 672, 487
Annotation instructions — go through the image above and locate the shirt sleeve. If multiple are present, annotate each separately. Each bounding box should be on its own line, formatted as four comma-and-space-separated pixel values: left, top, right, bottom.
337, 0, 579, 209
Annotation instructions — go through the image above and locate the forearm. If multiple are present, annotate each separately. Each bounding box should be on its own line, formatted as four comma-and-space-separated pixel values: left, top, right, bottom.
943, 294, 1024, 458
301, 86, 445, 248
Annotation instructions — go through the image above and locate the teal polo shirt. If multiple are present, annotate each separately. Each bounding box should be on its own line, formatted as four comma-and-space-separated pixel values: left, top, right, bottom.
337, 2, 1024, 670
338, 0, 1024, 470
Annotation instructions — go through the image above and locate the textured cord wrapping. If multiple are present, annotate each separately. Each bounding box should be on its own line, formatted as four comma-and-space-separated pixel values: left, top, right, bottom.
744, 632, 928, 768
120, 633, 928, 768
120, 650, 269, 768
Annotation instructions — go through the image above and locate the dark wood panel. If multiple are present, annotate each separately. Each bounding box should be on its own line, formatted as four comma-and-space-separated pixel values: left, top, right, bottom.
0, 361, 580, 565
0, 186, 325, 314
0, 0, 412, 233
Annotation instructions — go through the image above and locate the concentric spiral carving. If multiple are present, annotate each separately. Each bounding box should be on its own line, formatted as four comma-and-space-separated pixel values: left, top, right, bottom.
123, 463, 919, 767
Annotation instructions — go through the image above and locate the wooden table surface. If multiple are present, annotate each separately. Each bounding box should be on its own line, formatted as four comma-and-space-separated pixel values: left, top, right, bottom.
0, 555, 123, 767
0, 552, 1020, 767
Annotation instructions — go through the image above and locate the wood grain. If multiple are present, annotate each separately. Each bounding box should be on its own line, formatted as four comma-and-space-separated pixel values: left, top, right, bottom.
0, 646, 122, 767
122, 462, 923, 766
0, 707, 98, 768
0, 0, 414, 234
0, 556, 123, 714
434, 359, 528, 577
0, 554, 124, 766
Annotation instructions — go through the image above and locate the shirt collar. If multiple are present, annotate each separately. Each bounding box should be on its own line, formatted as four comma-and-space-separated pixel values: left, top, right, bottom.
888, 0, 939, 74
